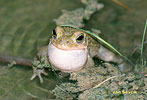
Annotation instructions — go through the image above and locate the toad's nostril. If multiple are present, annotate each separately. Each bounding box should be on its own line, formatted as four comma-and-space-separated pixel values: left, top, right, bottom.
66, 41, 69, 44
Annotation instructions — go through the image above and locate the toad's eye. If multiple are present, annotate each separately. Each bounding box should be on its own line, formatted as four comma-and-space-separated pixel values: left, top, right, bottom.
52, 29, 57, 39
76, 33, 84, 43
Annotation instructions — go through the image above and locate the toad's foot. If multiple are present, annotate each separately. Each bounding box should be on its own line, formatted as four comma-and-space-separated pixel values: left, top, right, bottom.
30, 67, 48, 83
118, 61, 133, 72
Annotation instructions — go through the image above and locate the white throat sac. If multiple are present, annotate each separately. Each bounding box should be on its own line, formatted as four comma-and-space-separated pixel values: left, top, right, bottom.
48, 43, 88, 72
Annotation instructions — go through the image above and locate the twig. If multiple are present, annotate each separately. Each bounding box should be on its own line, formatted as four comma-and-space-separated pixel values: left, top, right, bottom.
93, 74, 125, 89
56, 85, 67, 93
112, 0, 131, 10
71, 74, 125, 93
0, 55, 33, 67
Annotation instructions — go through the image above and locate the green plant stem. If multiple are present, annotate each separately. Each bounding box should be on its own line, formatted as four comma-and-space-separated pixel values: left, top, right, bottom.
141, 19, 147, 58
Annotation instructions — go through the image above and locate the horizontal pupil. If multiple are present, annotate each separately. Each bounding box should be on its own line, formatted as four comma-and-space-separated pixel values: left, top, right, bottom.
77, 35, 84, 41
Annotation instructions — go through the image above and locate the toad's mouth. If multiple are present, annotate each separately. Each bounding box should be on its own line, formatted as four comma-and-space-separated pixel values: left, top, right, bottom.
48, 43, 88, 72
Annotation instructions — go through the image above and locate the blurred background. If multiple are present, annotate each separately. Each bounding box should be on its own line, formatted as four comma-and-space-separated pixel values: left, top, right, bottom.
0, 0, 146, 99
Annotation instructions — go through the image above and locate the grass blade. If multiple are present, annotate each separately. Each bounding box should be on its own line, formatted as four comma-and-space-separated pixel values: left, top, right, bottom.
60, 25, 131, 63
141, 20, 147, 58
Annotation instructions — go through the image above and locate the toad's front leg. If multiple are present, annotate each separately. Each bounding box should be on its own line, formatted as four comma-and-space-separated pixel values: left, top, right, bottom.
30, 46, 50, 83
30, 67, 48, 83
